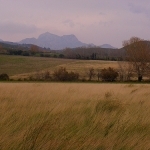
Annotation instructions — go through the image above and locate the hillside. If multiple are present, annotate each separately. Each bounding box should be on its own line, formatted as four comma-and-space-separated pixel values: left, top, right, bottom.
0, 41, 31, 51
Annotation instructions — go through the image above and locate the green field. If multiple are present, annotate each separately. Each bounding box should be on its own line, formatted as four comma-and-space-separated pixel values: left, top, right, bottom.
0, 55, 118, 80
1, 83, 150, 149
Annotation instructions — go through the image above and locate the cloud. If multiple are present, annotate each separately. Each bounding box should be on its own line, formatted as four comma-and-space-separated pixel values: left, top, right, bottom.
128, 2, 150, 17
0, 22, 38, 34
62, 19, 75, 28
128, 3, 145, 14
99, 12, 105, 16
0, 0, 150, 47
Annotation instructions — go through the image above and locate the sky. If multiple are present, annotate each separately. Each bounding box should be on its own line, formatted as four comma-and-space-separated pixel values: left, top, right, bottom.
0, 0, 150, 48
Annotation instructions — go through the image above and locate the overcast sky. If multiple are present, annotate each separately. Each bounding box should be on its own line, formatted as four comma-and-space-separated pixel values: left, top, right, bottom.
0, 0, 150, 48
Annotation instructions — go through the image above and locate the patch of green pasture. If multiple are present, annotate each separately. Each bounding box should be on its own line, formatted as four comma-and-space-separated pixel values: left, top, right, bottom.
0, 55, 119, 78
0, 55, 75, 76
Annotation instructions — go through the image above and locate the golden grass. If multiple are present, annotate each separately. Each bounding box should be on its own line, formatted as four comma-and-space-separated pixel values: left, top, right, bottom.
1, 83, 150, 149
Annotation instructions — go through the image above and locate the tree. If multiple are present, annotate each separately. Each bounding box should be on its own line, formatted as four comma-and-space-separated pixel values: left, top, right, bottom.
118, 61, 133, 81
63, 48, 76, 59
0, 44, 6, 54
30, 45, 39, 55
91, 53, 96, 60
96, 69, 101, 81
0, 44, 3, 53
123, 37, 150, 81
59, 54, 64, 58
87, 68, 95, 81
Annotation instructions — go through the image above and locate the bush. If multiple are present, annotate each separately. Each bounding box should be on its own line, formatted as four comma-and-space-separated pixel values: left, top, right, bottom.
53, 67, 79, 81
59, 54, 64, 58
29, 71, 51, 81
101, 67, 118, 82
67, 71, 79, 81
0, 73, 9, 81
43, 71, 51, 80
22, 51, 30, 56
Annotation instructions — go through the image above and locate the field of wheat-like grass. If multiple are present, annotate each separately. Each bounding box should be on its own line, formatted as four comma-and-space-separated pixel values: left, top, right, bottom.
0, 83, 150, 149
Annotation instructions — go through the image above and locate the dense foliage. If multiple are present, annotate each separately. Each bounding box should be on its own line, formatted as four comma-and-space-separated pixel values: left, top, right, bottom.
101, 67, 118, 82
0, 73, 9, 81
53, 67, 79, 81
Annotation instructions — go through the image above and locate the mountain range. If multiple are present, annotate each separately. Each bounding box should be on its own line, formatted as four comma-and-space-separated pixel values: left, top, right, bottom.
19, 32, 86, 50
19, 32, 117, 50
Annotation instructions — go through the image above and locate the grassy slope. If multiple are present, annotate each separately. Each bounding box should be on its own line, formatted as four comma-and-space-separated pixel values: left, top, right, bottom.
1, 83, 150, 149
0, 55, 118, 79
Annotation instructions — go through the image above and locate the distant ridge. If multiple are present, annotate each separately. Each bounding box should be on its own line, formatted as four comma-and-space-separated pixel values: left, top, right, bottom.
100, 44, 117, 49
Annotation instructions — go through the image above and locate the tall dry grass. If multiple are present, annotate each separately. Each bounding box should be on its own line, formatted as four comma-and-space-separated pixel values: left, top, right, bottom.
0, 83, 150, 149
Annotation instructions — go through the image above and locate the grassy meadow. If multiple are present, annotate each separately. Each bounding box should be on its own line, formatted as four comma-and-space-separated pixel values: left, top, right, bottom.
0, 55, 118, 80
1, 83, 150, 149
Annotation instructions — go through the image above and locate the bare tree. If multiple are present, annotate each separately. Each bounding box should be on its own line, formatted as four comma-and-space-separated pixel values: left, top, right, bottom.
87, 68, 95, 81
118, 61, 133, 81
0, 44, 3, 53
0, 44, 6, 54
96, 69, 101, 81
63, 48, 76, 59
30, 45, 39, 55
123, 37, 150, 81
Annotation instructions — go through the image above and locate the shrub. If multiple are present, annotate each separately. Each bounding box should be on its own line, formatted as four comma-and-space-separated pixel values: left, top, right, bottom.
53, 67, 68, 81
43, 71, 51, 80
28, 71, 51, 81
67, 71, 79, 81
101, 67, 118, 82
0, 73, 9, 81
59, 54, 64, 58
53, 67, 79, 81
40, 54, 44, 57
22, 51, 30, 56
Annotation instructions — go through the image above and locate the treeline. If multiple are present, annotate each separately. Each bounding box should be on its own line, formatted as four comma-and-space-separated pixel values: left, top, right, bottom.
61, 47, 124, 61
0, 44, 65, 58
0, 43, 125, 61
